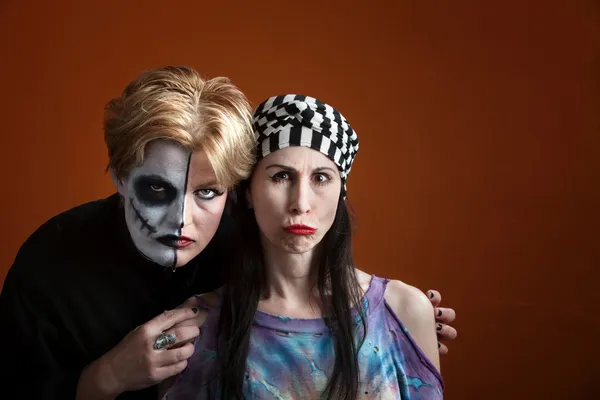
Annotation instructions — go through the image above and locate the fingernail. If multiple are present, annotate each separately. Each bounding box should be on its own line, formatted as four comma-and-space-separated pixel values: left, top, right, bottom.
437, 309, 442, 317
429, 291, 434, 298
437, 323, 443, 331
192, 307, 198, 313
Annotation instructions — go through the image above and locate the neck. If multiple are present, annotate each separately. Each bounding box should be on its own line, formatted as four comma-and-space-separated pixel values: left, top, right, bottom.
260, 236, 320, 307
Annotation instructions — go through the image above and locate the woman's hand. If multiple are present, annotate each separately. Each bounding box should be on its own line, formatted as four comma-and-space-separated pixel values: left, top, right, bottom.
426, 289, 458, 355
76, 307, 200, 399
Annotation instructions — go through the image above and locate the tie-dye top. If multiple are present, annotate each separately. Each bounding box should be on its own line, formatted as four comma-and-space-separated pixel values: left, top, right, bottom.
163, 276, 444, 399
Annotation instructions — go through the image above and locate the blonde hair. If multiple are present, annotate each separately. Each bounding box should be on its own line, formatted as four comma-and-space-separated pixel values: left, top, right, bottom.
104, 65, 256, 189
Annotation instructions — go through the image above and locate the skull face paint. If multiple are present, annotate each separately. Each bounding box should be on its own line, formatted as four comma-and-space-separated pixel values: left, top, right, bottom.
116, 140, 228, 269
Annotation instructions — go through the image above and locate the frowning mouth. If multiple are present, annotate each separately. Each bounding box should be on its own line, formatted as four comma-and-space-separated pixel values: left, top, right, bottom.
156, 235, 195, 249
285, 224, 317, 235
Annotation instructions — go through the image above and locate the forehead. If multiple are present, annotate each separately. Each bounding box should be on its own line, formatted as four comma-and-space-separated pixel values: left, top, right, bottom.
188, 151, 217, 183
259, 146, 338, 170
132, 140, 217, 184
134, 140, 191, 176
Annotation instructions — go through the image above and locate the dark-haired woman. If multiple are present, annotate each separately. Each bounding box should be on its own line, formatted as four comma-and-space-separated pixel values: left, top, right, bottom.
162, 95, 444, 399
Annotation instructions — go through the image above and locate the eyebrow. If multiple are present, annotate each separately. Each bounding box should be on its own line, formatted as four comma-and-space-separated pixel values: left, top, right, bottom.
192, 180, 221, 188
265, 164, 338, 174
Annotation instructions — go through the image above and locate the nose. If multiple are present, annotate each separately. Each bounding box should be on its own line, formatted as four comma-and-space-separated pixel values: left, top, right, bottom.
163, 193, 193, 230
180, 194, 194, 228
289, 178, 311, 215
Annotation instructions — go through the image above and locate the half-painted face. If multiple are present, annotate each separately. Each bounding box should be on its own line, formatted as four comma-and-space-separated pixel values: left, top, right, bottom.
115, 140, 228, 269
248, 146, 341, 255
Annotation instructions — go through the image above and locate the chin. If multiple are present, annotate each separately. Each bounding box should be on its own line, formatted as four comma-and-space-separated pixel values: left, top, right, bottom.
281, 246, 312, 254
278, 237, 319, 254
179, 241, 213, 266
173, 250, 198, 268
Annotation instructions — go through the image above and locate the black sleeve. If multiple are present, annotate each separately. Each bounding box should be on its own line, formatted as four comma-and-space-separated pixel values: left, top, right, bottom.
0, 232, 81, 398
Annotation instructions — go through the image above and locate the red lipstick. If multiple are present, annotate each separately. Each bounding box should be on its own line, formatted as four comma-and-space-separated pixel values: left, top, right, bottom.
285, 224, 317, 235
176, 236, 194, 248
157, 235, 195, 249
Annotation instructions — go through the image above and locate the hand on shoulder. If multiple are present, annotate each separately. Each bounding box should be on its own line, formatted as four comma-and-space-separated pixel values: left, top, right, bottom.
175, 292, 220, 331
425, 289, 457, 355
384, 280, 441, 372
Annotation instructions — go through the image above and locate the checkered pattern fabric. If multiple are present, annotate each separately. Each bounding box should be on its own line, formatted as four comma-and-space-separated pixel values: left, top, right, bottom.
252, 94, 359, 196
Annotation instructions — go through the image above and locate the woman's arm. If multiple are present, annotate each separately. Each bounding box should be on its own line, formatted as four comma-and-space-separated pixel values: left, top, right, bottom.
156, 293, 217, 399
384, 280, 441, 372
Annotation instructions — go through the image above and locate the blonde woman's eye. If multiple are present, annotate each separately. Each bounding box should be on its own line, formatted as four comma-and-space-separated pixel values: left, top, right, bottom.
150, 184, 165, 192
195, 189, 217, 200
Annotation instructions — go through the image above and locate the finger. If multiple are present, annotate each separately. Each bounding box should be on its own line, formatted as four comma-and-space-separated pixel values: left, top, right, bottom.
434, 307, 456, 323
436, 323, 458, 341
151, 307, 200, 333
438, 342, 449, 355
156, 342, 195, 367
155, 359, 189, 381
427, 290, 442, 307
171, 310, 209, 331
160, 325, 200, 350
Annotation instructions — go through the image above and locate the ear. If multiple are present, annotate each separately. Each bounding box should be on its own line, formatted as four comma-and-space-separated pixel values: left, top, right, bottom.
110, 168, 127, 196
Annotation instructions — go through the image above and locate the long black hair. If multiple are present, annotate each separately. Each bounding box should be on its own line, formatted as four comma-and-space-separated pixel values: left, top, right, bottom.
216, 180, 367, 400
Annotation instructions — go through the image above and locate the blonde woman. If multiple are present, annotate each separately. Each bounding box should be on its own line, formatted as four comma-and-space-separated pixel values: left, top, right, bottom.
0, 69, 456, 399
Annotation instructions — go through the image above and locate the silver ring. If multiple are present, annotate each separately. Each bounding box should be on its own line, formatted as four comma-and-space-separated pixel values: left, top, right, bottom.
153, 332, 177, 350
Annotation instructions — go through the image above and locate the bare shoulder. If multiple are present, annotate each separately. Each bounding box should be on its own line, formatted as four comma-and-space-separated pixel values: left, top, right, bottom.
384, 279, 441, 371
384, 280, 435, 319
176, 291, 220, 329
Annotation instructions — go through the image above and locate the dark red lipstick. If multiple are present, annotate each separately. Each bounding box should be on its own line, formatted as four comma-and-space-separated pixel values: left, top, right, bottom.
285, 224, 317, 235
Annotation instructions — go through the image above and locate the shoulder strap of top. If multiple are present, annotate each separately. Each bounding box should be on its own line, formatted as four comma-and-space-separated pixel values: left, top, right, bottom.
364, 275, 389, 314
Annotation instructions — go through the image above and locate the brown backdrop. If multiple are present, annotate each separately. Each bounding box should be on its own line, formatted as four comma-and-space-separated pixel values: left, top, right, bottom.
1, 0, 598, 398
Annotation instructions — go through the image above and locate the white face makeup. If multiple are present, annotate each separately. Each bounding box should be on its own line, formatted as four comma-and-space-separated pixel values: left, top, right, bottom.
116, 140, 228, 269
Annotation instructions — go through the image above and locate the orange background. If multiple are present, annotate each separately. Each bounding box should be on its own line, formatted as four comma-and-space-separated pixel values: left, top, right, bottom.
1, 1, 598, 398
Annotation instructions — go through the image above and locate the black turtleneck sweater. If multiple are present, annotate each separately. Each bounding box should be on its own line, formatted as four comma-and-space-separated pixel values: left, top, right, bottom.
0, 193, 231, 399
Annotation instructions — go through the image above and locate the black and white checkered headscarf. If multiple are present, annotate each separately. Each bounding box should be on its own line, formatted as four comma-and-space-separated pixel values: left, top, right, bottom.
252, 94, 359, 197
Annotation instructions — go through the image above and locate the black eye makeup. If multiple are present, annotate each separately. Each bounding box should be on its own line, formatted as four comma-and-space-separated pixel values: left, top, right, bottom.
133, 175, 178, 206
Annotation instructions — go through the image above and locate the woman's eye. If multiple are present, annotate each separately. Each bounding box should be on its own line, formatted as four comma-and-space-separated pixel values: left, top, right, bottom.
273, 172, 290, 181
313, 173, 330, 183
150, 184, 165, 192
195, 189, 217, 200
